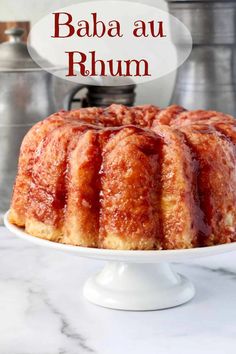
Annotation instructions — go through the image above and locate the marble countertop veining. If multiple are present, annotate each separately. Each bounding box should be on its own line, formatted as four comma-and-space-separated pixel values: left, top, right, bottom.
0, 226, 236, 354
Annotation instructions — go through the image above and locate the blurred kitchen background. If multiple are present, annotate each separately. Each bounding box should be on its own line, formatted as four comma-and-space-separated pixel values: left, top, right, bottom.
0, 0, 174, 107
0, 0, 236, 219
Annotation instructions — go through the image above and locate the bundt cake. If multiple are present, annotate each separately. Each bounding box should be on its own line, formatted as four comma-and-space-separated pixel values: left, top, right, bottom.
8, 104, 236, 250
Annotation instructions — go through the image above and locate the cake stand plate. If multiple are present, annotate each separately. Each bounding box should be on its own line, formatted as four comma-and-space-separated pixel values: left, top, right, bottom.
4, 212, 236, 311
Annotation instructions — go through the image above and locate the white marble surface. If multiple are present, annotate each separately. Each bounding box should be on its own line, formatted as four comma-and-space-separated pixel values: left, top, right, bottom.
0, 226, 236, 354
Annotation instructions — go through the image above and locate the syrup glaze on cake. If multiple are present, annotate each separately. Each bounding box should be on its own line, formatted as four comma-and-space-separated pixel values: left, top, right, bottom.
8, 104, 236, 249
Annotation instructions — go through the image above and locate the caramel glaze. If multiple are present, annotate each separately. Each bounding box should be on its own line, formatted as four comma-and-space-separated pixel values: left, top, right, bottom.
180, 124, 236, 245
171, 110, 235, 128
152, 105, 186, 126
153, 125, 201, 249
211, 122, 236, 145
27, 124, 88, 228
58, 104, 160, 128
25, 122, 165, 248
10, 114, 70, 226
9, 104, 236, 249
98, 126, 163, 249
61, 129, 102, 246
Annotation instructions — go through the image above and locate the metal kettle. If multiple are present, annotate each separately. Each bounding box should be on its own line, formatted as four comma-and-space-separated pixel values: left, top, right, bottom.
0, 27, 75, 218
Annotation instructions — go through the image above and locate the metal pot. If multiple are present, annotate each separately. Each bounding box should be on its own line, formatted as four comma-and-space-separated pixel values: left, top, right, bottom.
166, 0, 236, 115
0, 27, 74, 218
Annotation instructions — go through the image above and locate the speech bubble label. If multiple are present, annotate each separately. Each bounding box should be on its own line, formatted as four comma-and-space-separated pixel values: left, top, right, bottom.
28, 1, 192, 86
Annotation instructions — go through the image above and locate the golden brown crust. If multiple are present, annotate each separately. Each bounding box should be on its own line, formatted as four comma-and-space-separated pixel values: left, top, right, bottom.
25, 124, 86, 241
180, 124, 236, 245
210, 122, 236, 144
152, 105, 185, 126
99, 127, 161, 250
172, 110, 235, 128
62, 130, 101, 247
152, 125, 199, 249
9, 114, 68, 226
9, 104, 236, 250
57, 104, 160, 128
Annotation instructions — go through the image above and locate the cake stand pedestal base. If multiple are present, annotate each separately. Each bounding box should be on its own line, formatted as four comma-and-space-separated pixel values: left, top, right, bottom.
83, 262, 195, 311
7, 211, 236, 311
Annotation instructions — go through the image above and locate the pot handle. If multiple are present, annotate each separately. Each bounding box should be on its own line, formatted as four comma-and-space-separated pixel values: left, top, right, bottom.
63, 85, 86, 110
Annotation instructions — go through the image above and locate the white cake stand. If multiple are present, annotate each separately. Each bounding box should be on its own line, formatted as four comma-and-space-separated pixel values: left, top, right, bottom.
4, 212, 236, 311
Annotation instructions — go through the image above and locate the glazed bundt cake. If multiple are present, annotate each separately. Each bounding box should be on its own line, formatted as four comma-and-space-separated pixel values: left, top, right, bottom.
8, 104, 236, 250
